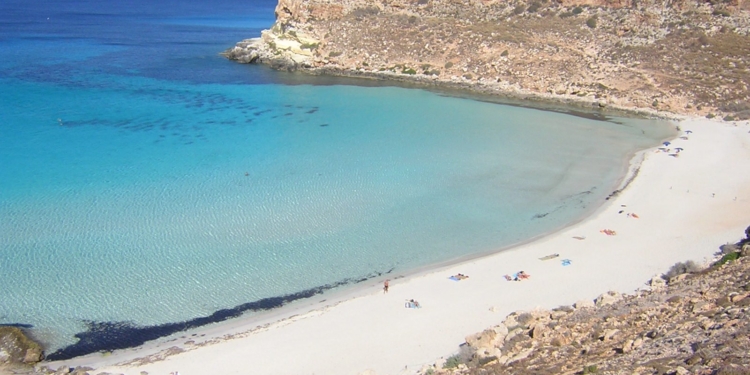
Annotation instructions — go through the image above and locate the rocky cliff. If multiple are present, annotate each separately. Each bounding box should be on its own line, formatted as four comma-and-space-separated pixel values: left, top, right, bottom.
223, 0, 750, 118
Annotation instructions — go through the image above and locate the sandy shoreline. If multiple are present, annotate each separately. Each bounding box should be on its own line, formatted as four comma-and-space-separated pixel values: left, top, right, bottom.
39, 116, 750, 375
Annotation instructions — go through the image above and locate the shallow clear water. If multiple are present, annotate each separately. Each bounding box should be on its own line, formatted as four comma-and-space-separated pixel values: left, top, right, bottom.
0, 0, 673, 355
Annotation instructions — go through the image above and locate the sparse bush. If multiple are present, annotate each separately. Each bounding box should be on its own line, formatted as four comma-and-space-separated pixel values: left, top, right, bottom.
501, 49, 509, 57
444, 61, 454, 69
586, 16, 597, 28
462, 73, 473, 80
444, 354, 462, 369
514, 4, 526, 14
351, 6, 380, 18
724, 115, 735, 121
712, 9, 731, 17
720, 243, 740, 254
402, 68, 417, 75
714, 251, 741, 267
663, 260, 702, 280
328, 51, 343, 58
698, 34, 710, 46
706, 113, 716, 119
572, 6, 584, 14
527, 2, 542, 13
652, 99, 659, 107
583, 365, 599, 374
300, 42, 319, 50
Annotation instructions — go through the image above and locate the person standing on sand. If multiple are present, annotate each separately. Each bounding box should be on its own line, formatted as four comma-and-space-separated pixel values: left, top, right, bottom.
383, 279, 390, 293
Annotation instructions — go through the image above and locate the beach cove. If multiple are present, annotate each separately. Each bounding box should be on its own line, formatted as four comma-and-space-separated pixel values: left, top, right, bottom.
37, 116, 750, 375
1, 0, 749, 372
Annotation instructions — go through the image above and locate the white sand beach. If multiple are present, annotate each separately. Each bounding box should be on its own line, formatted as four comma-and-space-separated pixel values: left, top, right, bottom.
43, 117, 750, 375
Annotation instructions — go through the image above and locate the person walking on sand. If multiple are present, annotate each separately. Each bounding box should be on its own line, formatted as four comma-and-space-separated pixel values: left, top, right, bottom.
383, 279, 390, 293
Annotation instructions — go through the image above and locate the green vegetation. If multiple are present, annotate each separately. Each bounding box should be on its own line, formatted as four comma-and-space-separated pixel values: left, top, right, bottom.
573, 6, 584, 14
501, 49, 509, 57
713, 9, 731, 17
586, 16, 598, 28
402, 68, 417, 74
527, 2, 542, 13
328, 51, 343, 57
444, 354, 462, 369
583, 365, 599, 374
444, 61, 454, 69
300, 42, 319, 50
713, 251, 742, 267
514, 4, 526, 15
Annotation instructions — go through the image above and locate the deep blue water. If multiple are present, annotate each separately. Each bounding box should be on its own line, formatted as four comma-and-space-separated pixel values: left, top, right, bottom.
0, 0, 673, 359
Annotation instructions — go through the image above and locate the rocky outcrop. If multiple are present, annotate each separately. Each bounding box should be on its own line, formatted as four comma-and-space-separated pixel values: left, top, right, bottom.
422, 227, 750, 375
0, 326, 44, 373
225, 0, 750, 118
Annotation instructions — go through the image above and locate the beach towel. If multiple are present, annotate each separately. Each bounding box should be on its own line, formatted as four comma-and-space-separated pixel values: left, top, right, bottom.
561, 259, 572, 266
539, 253, 560, 261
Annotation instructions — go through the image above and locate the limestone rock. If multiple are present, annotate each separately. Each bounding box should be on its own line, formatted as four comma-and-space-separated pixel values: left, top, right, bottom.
22, 347, 42, 363
0, 327, 44, 365
595, 291, 622, 306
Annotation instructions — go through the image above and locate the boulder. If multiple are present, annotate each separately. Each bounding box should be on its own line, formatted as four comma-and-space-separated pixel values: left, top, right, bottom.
595, 291, 622, 307
529, 323, 547, 339
492, 323, 509, 338
574, 299, 595, 309
22, 347, 42, 363
0, 327, 44, 365
465, 329, 497, 350
650, 276, 667, 290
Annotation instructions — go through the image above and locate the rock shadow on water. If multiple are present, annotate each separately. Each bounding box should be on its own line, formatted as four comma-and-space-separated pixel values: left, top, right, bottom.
44, 269, 392, 361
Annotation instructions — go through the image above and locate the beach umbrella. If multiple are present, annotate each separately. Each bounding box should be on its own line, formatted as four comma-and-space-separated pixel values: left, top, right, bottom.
663, 141, 671, 146
675, 147, 684, 152
685, 130, 693, 134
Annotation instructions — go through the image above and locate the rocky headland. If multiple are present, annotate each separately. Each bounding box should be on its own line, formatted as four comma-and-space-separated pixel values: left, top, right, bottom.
223, 0, 750, 119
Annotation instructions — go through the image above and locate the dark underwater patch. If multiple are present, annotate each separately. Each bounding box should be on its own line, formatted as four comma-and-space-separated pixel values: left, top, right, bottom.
45, 269, 392, 361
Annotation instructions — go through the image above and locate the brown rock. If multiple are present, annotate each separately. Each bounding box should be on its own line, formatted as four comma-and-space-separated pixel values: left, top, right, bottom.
22, 347, 42, 363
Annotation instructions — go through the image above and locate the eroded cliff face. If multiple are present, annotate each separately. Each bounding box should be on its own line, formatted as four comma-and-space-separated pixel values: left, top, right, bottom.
224, 0, 750, 118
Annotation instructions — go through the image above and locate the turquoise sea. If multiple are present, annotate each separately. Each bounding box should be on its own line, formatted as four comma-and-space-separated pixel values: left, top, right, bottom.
0, 0, 673, 359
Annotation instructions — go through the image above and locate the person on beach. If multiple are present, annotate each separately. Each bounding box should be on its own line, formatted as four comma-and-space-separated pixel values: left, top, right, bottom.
383, 279, 389, 293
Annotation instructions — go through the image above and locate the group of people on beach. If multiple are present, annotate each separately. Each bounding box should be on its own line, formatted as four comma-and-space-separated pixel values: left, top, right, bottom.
504, 270, 530, 281
405, 299, 421, 308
